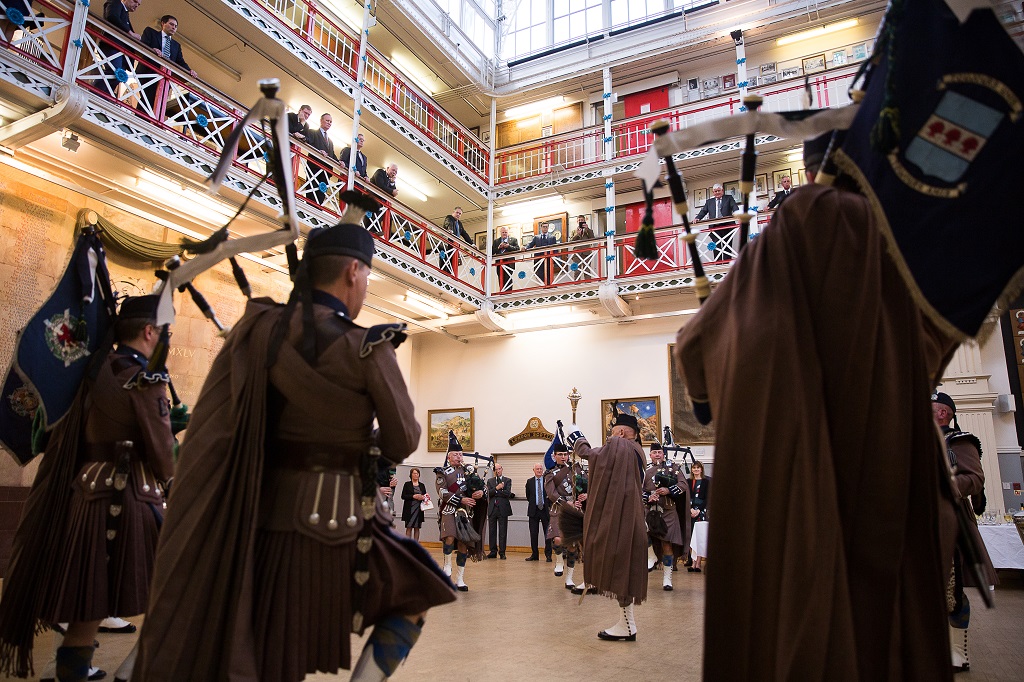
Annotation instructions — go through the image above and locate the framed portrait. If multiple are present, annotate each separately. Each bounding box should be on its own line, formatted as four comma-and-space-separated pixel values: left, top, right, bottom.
474, 231, 487, 251
723, 180, 741, 203
722, 73, 736, 89
851, 43, 868, 61
667, 344, 716, 444
600, 397, 662, 445
760, 62, 776, 76
802, 54, 827, 74
832, 49, 847, 66
533, 212, 567, 244
701, 76, 720, 92
791, 168, 804, 187
754, 173, 768, 196
427, 408, 475, 452
772, 168, 792, 190
692, 187, 707, 206
780, 67, 802, 79
687, 77, 699, 90
760, 74, 777, 84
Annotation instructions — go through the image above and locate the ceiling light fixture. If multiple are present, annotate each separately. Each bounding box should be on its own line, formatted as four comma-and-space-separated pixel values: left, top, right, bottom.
505, 96, 567, 121
61, 129, 80, 152
400, 181, 429, 202
392, 55, 436, 96
403, 291, 449, 320
776, 18, 858, 46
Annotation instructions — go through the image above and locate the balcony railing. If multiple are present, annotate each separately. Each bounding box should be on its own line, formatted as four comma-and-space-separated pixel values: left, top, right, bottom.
493, 63, 861, 185
254, 0, 489, 182
1, 0, 73, 74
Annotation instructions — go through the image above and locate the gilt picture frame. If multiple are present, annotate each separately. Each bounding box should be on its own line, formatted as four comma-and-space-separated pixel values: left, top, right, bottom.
427, 408, 475, 452
601, 397, 662, 445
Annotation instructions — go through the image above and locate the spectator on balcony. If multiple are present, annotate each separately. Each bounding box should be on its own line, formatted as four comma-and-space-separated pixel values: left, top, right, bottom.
570, 214, 595, 281
141, 15, 197, 78
288, 104, 312, 142
305, 113, 340, 205
694, 184, 739, 262
340, 133, 369, 182
371, 164, 399, 198
492, 225, 520, 291
102, 0, 142, 74
528, 222, 557, 285
438, 207, 472, 277
766, 175, 793, 210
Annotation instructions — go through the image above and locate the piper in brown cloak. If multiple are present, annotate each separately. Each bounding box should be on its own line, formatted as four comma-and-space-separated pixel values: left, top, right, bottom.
135, 223, 456, 682
566, 412, 648, 641
674, 183, 964, 680
435, 433, 486, 592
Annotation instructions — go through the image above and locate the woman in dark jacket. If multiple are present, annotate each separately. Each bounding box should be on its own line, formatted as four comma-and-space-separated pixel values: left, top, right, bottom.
401, 467, 427, 540
688, 461, 711, 573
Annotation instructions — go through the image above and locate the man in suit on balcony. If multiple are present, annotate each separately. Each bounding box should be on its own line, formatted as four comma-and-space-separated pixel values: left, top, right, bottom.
305, 113, 339, 205
528, 223, 557, 285
288, 104, 312, 142
102, 0, 141, 75
694, 184, 739, 261
340, 133, 369, 182
767, 175, 793, 209
438, 207, 473, 276
141, 15, 197, 78
492, 225, 519, 291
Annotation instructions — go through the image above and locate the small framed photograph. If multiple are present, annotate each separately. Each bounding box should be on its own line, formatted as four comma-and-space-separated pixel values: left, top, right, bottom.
832, 49, 847, 66
723, 73, 736, 89
851, 43, 868, 61
760, 62, 776, 76
474, 231, 487, 251
760, 74, 777, 84
802, 54, 827, 74
792, 168, 804, 187
693, 187, 707, 206
688, 77, 699, 90
601, 397, 662, 445
754, 173, 768, 196
780, 66, 802, 79
723, 180, 741, 203
701, 76, 721, 91
427, 408, 475, 452
772, 169, 792, 191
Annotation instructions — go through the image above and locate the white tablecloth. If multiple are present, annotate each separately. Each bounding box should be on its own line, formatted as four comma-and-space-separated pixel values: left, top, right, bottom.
978, 524, 1024, 570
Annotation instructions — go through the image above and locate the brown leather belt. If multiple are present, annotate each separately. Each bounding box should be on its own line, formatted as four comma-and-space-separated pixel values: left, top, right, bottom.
272, 440, 363, 472
84, 442, 140, 461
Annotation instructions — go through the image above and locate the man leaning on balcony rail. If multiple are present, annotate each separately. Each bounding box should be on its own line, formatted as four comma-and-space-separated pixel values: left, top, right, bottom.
306, 113, 340, 206
438, 207, 472, 277
492, 225, 520, 291
141, 15, 198, 78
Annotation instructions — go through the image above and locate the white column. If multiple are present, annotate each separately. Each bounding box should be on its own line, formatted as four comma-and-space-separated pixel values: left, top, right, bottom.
602, 67, 616, 281
347, 1, 373, 191
485, 97, 497, 297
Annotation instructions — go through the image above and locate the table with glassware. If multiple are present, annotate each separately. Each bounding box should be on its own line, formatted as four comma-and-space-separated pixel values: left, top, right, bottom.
977, 510, 1024, 570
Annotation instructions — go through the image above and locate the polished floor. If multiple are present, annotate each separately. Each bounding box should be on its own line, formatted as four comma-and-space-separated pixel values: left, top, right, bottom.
4, 550, 1023, 681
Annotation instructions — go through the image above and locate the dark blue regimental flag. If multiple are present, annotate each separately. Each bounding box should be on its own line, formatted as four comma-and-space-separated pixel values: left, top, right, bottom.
836, 0, 1024, 338
543, 428, 566, 470
0, 231, 115, 464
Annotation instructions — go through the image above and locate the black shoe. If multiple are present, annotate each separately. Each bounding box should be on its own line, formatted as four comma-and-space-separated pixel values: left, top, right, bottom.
457, 585, 469, 592
555, 569, 563, 576
663, 585, 673, 591
687, 567, 696, 572
525, 555, 539, 561
98, 622, 137, 634
486, 553, 498, 559
499, 554, 506, 560
693, 567, 702, 573
597, 630, 636, 642
571, 585, 597, 595
44, 670, 108, 682
546, 557, 552, 563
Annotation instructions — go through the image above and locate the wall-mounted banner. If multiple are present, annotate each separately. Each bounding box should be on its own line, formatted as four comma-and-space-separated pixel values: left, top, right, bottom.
508, 417, 555, 446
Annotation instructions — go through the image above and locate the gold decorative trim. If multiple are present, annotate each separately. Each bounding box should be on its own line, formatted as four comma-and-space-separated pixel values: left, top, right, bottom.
939, 73, 1022, 121
886, 153, 965, 198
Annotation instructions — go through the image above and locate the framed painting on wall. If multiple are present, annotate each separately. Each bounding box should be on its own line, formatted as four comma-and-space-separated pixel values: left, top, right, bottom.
832, 49, 847, 66
692, 187, 707, 207
772, 168, 792, 191
601, 397, 662, 445
688, 77, 699, 90
427, 408, 475, 452
723, 180, 741, 203
791, 168, 804, 187
760, 62, 776, 76
474, 231, 487, 251
701, 76, 721, 92
667, 344, 716, 444
851, 43, 868, 60
802, 54, 827, 74
754, 173, 769, 196
760, 74, 777, 84
780, 67, 802, 79
723, 73, 737, 89
533, 212, 567, 244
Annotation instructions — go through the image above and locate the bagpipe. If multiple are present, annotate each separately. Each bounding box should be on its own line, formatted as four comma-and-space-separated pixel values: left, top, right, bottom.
661, 426, 698, 475
550, 419, 586, 545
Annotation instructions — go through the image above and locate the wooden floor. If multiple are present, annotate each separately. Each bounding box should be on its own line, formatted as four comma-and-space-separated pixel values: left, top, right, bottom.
4, 551, 1023, 681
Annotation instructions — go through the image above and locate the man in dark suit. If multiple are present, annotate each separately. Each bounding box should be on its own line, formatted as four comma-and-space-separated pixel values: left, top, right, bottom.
340, 133, 369, 181
694, 183, 740, 261
305, 113, 339, 205
767, 175, 793, 209
525, 462, 552, 561
528, 223, 557, 285
491, 225, 520, 291
438, 206, 473, 276
141, 15, 197, 77
486, 464, 514, 559
102, 0, 141, 74
287, 105, 312, 142
370, 164, 398, 198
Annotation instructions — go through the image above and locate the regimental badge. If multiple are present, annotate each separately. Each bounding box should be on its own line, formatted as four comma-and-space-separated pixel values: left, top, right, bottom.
904, 90, 1003, 183
7, 385, 39, 418
43, 309, 90, 368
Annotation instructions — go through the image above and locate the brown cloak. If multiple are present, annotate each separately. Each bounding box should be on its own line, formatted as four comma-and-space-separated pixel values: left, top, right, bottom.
675, 184, 960, 681
574, 436, 647, 605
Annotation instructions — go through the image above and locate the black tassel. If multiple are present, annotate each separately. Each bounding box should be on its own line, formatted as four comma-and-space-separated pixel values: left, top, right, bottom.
634, 192, 659, 260
180, 226, 230, 254
229, 257, 252, 298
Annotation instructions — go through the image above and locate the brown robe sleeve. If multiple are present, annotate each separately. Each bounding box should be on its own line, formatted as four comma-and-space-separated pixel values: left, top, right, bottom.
950, 440, 984, 500
127, 379, 174, 483
362, 338, 420, 463
544, 469, 560, 505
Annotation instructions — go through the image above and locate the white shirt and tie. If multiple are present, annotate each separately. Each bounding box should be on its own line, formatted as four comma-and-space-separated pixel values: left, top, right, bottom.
161, 33, 171, 59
